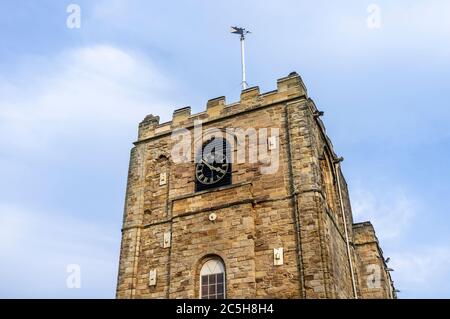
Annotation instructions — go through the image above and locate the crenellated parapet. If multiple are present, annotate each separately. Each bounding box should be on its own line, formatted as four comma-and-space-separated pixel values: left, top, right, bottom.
138, 114, 160, 140
137, 72, 308, 142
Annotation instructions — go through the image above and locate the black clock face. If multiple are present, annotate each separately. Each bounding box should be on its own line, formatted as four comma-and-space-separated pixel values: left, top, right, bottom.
196, 152, 229, 185
195, 138, 232, 192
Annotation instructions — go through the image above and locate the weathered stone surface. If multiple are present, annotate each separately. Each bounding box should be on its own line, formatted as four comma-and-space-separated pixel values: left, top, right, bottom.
116, 72, 394, 299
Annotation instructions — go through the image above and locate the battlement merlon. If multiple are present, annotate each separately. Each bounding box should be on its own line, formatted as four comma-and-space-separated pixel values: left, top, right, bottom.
136, 71, 308, 142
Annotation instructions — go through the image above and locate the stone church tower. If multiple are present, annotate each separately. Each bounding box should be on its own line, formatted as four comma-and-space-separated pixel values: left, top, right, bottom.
116, 72, 395, 299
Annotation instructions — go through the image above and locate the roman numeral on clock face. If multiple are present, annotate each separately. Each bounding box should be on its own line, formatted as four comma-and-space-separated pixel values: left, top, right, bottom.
195, 159, 229, 185
195, 139, 232, 191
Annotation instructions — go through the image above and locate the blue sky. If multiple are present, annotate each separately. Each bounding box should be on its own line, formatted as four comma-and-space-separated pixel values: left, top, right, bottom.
0, 0, 449, 298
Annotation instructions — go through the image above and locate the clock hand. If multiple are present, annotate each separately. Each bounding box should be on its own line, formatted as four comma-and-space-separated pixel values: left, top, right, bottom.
201, 159, 226, 174
212, 166, 226, 174
201, 159, 215, 170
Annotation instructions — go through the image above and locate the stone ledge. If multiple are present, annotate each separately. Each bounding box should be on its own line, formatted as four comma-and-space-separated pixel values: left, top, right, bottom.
172, 182, 254, 217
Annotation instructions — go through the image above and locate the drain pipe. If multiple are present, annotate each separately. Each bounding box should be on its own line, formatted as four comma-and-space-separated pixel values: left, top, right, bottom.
334, 159, 358, 299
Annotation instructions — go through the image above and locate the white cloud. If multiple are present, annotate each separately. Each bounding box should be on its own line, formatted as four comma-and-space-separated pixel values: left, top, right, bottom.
0, 204, 32, 252
0, 202, 119, 298
390, 246, 450, 298
89, 1, 450, 58
0, 44, 176, 154
0, 44, 181, 297
352, 188, 417, 240
386, 1, 450, 37
350, 186, 450, 297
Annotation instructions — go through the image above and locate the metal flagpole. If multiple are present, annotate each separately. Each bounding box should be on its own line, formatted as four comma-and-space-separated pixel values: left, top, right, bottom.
240, 34, 247, 90
231, 26, 250, 90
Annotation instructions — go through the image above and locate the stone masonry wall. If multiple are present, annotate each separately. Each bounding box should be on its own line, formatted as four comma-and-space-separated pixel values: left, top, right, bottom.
116, 72, 394, 299
353, 222, 394, 299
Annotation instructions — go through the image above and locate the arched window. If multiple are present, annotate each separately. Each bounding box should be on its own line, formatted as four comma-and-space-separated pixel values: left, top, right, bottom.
200, 258, 226, 299
320, 150, 338, 214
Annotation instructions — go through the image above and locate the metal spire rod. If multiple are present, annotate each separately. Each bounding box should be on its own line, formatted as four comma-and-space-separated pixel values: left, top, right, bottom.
230, 26, 251, 90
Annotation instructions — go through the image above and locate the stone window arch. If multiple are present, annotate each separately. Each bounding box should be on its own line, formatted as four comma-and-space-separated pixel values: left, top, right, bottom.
320, 148, 339, 216
199, 257, 226, 299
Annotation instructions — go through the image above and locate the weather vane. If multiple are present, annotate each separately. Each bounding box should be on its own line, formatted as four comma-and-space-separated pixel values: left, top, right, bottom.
230, 26, 251, 90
